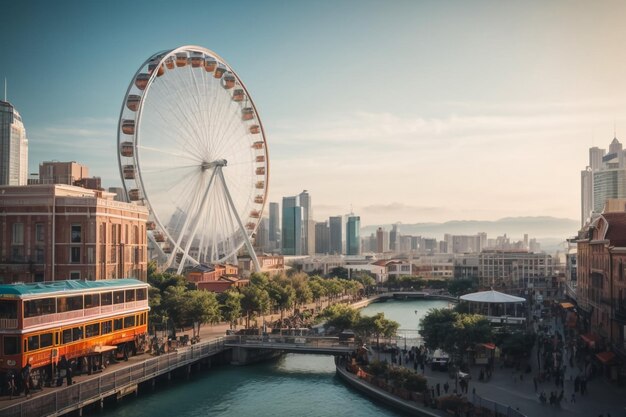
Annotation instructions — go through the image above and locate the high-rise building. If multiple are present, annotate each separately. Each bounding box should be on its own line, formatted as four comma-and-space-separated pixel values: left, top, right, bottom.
254, 217, 270, 252
581, 137, 626, 226
329, 216, 343, 255
346, 215, 360, 256
389, 224, 399, 252
315, 221, 330, 254
376, 227, 389, 253
269, 202, 280, 248
282, 196, 302, 255
0, 100, 28, 185
299, 190, 315, 255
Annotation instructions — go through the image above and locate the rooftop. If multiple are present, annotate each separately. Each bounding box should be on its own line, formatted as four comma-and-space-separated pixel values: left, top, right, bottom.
0, 279, 147, 297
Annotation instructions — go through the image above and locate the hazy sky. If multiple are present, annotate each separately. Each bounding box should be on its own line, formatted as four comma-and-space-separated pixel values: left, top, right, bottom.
3, 0, 626, 226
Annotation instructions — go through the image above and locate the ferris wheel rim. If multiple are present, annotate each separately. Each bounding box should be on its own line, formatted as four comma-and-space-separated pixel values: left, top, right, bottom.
116, 45, 269, 266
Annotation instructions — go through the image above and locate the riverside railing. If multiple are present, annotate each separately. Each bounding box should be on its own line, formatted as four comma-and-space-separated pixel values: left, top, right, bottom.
1, 337, 227, 417
469, 392, 527, 417
226, 334, 355, 351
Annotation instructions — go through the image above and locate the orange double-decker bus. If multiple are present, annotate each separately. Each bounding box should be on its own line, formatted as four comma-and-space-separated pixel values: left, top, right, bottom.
0, 279, 149, 383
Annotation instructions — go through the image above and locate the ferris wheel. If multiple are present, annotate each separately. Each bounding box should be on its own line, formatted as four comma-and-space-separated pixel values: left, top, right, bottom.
117, 45, 268, 273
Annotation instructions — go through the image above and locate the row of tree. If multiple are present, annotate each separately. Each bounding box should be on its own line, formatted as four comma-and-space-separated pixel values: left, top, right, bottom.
384, 276, 477, 296
147, 262, 377, 336
319, 303, 399, 344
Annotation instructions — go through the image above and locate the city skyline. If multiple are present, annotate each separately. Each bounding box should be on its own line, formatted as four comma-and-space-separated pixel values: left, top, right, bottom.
3, 1, 626, 225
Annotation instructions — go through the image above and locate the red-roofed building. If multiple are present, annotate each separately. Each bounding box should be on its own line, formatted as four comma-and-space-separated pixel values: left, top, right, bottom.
577, 211, 626, 376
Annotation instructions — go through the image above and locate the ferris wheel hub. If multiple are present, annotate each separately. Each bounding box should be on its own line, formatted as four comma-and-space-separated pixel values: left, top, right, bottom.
201, 159, 228, 171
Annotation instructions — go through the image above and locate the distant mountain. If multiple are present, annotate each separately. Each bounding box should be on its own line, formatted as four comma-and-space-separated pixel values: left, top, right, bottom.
361, 216, 579, 241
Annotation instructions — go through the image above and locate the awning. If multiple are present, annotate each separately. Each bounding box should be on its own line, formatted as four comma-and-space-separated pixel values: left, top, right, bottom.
595, 351, 616, 365
560, 302, 575, 309
91, 345, 117, 354
480, 343, 496, 350
580, 333, 600, 348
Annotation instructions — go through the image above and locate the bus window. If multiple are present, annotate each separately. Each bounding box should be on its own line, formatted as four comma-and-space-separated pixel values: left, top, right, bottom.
40, 333, 53, 348
125, 289, 136, 302
102, 320, 112, 334
27, 335, 39, 351
136, 288, 147, 301
84, 294, 100, 309
62, 329, 72, 344
72, 327, 83, 341
58, 295, 83, 313
101, 292, 112, 306
3, 336, 19, 355
24, 298, 55, 317
124, 316, 135, 328
114, 318, 123, 331
0, 300, 17, 319
113, 291, 124, 304
85, 323, 100, 338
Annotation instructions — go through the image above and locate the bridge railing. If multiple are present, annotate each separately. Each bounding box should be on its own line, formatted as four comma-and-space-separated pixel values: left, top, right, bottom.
226, 335, 356, 350
1, 337, 227, 417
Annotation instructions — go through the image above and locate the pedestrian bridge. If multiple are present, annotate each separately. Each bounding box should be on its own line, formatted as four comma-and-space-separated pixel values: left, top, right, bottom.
225, 335, 357, 355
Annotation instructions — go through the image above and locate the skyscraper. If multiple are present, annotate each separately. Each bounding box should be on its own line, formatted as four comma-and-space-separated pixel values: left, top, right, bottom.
346, 215, 361, 256
299, 190, 315, 255
315, 221, 330, 254
581, 137, 626, 226
376, 227, 389, 253
0, 100, 28, 185
269, 202, 280, 249
329, 216, 343, 254
282, 196, 302, 255
390, 224, 399, 252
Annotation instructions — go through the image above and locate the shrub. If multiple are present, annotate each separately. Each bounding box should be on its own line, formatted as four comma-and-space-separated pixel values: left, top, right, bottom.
404, 373, 428, 392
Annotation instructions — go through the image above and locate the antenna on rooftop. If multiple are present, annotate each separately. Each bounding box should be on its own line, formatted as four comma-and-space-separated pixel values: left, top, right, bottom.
3, 78, 6, 102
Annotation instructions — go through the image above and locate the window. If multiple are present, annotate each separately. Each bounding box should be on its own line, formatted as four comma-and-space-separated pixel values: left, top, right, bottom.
102, 320, 112, 334
35, 247, 45, 263
84, 294, 100, 309
125, 289, 135, 302
0, 300, 17, 319
113, 291, 124, 304
35, 223, 44, 242
70, 247, 81, 263
11, 223, 24, 245
3, 336, 19, 355
72, 327, 83, 341
27, 335, 39, 351
114, 318, 123, 331
70, 271, 80, 280
101, 292, 112, 306
62, 329, 72, 344
40, 333, 53, 348
57, 295, 83, 313
24, 298, 56, 317
71, 225, 82, 243
124, 315, 135, 328
136, 288, 147, 301
85, 323, 99, 338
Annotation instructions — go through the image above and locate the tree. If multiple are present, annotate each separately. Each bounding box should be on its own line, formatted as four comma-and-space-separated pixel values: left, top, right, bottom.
355, 312, 399, 349
218, 290, 244, 329
162, 285, 188, 333
447, 278, 478, 296
241, 285, 271, 328
320, 304, 359, 332
328, 266, 350, 279
419, 308, 458, 352
267, 281, 295, 322
187, 290, 221, 337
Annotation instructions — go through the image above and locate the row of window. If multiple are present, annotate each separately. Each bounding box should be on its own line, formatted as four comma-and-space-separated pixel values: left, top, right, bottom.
22, 288, 148, 318
2, 312, 148, 355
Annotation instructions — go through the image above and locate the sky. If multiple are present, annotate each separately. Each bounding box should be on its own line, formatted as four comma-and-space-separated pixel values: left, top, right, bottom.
2, 0, 626, 226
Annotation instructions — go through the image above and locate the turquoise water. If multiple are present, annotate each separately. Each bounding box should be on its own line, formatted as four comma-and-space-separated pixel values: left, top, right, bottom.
103, 299, 449, 417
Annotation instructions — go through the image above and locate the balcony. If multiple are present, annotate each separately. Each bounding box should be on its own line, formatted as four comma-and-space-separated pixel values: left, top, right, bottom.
20, 299, 149, 329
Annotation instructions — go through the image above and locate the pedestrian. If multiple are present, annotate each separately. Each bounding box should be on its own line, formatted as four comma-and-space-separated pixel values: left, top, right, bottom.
444, 381, 449, 394
533, 376, 538, 392
436, 383, 440, 396
570, 392, 575, 403
431, 386, 435, 398
66, 362, 73, 386
21, 364, 31, 397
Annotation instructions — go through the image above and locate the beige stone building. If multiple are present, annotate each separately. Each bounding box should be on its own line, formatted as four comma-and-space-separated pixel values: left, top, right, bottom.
0, 184, 148, 283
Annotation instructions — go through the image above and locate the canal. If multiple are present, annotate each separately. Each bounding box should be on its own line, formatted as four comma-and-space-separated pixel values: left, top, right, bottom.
102, 299, 449, 417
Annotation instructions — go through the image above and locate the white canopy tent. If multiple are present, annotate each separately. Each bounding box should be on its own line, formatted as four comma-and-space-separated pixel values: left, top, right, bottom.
460, 290, 526, 318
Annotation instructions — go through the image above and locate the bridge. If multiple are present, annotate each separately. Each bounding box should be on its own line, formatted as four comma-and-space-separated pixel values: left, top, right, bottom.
225, 335, 357, 356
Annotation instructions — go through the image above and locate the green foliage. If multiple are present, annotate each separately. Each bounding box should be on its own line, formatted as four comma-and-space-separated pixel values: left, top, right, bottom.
498, 331, 536, 357
320, 304, 359, 331
404, 373, 427, 392
328, 266, 350, 279
186, 290, 221, 336
354, 313, 399, 339
420, 308, 492, 360
218, 290, 244, 328
447, 278, 478, 296
241, 285, 271, 318
367, 360, 389, 377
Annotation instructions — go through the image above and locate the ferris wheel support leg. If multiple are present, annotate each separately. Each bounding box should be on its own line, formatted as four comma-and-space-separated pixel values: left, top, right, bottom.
175, 168, 219, 275
217, 169, 262, 273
